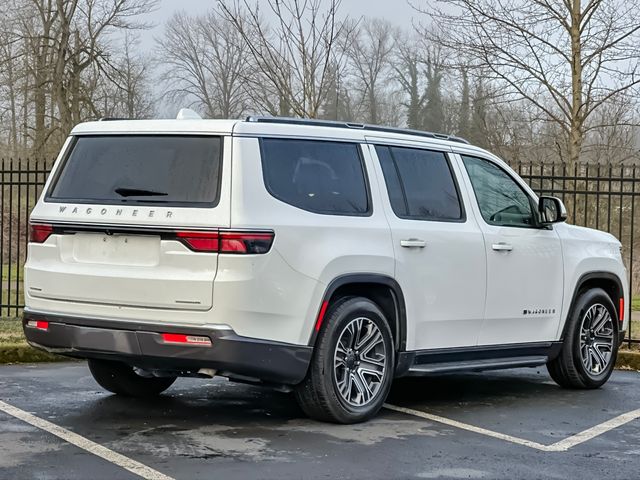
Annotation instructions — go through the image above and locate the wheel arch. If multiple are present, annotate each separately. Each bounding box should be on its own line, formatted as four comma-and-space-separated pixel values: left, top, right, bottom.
561, 271, 625, 341
308, 274, 407, 352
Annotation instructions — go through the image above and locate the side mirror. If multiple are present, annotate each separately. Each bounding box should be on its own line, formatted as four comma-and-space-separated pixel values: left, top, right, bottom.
538, 196, 567, 225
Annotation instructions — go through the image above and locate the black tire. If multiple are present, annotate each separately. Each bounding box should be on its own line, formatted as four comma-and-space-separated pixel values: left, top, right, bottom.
295, 296, 395, 424
547, 288, 619, 389
88, 359, 177, 397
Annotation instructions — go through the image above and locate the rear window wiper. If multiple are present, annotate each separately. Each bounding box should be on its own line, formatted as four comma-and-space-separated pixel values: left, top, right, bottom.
114, 187, 168, 198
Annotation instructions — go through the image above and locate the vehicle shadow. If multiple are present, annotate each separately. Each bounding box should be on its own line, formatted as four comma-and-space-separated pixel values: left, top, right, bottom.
64, 367, 625, 432
79, 369, 560, 423
387, 368, 561, 407
81, 379, 304, 427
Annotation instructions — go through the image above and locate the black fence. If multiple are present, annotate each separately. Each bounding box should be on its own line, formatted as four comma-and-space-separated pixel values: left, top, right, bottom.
1, 159, 639, 343
1, 159, 52, 318
514, 162, 638, 295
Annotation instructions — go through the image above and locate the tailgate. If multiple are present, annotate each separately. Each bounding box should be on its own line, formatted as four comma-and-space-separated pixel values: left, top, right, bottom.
26, 229, 217, 310
26, 133, 231, 312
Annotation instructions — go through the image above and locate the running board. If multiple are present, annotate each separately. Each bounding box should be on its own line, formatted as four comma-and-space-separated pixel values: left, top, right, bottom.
406, 356, 549, 375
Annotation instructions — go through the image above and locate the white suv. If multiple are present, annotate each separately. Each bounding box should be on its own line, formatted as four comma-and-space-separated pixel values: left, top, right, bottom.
23, 114, 628, 423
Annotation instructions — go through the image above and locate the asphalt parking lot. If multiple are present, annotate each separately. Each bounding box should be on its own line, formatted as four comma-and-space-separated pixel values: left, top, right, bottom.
1, 363, 640, 480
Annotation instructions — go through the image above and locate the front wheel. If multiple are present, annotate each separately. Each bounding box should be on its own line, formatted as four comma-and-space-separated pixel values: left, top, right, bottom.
295, 296, 395, 424
547, 288, 619, 389
88, 359, 177, 397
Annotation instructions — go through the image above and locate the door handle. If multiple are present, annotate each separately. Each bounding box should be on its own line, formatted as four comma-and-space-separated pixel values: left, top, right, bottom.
400, 238, 426, 248
492, 242, 513, 252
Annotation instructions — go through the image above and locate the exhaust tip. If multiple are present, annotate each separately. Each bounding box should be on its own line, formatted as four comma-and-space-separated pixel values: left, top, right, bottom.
197, 368, 217, 379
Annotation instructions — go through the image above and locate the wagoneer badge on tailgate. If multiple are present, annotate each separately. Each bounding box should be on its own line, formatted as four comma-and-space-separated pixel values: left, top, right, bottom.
58, 205, 174, 218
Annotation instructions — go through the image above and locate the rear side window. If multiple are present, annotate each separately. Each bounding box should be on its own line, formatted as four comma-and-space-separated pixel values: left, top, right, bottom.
375, 145, 463, 221
260, 138, 370, 215
48, 135, 222, 206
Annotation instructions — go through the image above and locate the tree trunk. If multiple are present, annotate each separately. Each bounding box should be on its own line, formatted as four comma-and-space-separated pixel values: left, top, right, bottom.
368, 84, 377, 124
6, 43, 19, 157
568, 0, 584, 170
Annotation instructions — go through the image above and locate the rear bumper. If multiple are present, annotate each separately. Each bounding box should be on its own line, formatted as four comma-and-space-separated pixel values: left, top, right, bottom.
22, 310, 312, 385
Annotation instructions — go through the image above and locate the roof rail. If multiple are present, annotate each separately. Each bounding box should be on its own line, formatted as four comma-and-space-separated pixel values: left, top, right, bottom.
98, 117, 130, 121
244, 116, 470, 144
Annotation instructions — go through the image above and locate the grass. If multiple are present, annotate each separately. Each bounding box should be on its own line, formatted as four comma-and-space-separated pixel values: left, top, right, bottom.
1, 284, 25, 318
1, 264, 22, 281
630, 318, 640, 341
0, 317, 64, 363
1, 264, 25, 311
1, 288, 24, 307
0, 318, 24, 344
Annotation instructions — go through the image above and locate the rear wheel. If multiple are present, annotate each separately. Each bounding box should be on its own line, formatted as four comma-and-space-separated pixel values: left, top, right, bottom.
547, 288, 618, 389
295, 297, 395, 424
88, 359, 177, 397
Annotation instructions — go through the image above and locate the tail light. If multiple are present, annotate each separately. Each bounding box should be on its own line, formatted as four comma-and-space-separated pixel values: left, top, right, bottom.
176, 230, 274, 254
29, 223, 53, 243
219, 231, 274, 254
176, 231, 219, 252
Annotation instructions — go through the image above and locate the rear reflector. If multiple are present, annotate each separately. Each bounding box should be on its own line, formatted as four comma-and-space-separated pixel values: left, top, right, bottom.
176, 230, 274, 254
619, 297, 625, 323
161, 333, 212, 346
29, 223, 53, 243
26, 320, 49, 330
314, 301, 330, 332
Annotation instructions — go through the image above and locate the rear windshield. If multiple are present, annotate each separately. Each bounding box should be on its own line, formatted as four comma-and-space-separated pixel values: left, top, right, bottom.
47, 135, 222, 206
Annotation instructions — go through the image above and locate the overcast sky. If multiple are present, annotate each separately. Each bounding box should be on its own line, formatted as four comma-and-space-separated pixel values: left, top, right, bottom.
139, 0, 420, 51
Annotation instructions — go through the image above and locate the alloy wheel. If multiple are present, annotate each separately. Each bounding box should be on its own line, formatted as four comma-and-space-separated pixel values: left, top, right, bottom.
579, 303, 614, 375
333, 317, 387, 407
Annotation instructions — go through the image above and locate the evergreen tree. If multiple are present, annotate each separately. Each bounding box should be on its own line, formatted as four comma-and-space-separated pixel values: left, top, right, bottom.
421, 50, 445, 132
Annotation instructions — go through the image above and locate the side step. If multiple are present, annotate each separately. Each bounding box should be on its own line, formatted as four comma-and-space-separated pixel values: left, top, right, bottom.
406, 356, 548, 375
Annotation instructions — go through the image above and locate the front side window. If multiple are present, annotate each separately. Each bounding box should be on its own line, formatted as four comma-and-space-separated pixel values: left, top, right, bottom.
260, 138, 370, 215
48, 135, 222, 206
461, 155, 535, 227
375, 145, 463, 221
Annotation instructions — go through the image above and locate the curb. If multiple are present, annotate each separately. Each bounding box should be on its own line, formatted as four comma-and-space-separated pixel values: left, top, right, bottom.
0, 343, 67, 364
616, 349, 640, 371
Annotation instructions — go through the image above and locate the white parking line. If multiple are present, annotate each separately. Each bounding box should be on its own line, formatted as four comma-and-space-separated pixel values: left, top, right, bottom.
549, 408, 640, 451
384, 403, 551, 451
0, 399, 174, 480
384, 403, 640, 452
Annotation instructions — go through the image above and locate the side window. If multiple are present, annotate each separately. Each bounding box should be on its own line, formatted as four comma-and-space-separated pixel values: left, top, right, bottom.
260, 138, 370, 215
375, 145, 463, 221
461, 155, 535, 228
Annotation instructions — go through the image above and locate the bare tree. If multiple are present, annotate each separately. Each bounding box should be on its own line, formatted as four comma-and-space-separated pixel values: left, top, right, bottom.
583, 95, 638, 164
50, 0, 157, 134
7, 0, 157, 154
0, 20, 22, 156
418, 0, 640, 166
457, 67, 470, 137
219, 0, 353, 118
345, 18, 396, 124
159, 10, 248, 118
100, 33, 155, 119
421, 45, 446, 132
393, 35, 427, 130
